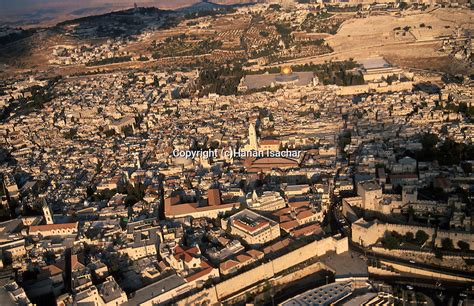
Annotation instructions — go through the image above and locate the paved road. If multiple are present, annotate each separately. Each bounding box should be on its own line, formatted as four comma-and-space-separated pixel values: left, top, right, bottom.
349, 241, 474, 280
370, 274, 472, 306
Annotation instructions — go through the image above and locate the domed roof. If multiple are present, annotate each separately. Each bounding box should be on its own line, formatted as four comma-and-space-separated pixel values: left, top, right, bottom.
281, 66, 293, 75
276, 65, 299, 83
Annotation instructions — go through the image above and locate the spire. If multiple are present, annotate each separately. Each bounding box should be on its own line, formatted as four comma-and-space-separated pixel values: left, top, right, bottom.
252, 190, 258, 202
249, 123, 258, 150
42, 200, 54, 225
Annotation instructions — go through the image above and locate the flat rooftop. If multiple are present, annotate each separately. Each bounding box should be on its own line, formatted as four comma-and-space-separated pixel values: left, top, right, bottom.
359, 57, 391, 70
360, 181, 380, 191
339, 291, 377, 306
125, 274, 185, 306
243, 72, 314, 90
231, 209, 276, 233
281, 281, 353, 306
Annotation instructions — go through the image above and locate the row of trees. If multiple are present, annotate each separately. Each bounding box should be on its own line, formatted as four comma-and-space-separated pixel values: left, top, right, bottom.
183, 7, 236, 20
381, 230, 471, 252
152, 36, 223, 59
1, 77, 60, 121
85, 56, 131, 66
300, 61, 364, 86
417, 133, 474, 167
197, 65, 244, 96
381, 230, 429, 249
246, 60, 364, 86
440, 238, 470, 251
300, 12, 340, 34
274, 22, 293, 48
196, 60, 366, 96
443, 101, 474, 118
0, 28, 36, 46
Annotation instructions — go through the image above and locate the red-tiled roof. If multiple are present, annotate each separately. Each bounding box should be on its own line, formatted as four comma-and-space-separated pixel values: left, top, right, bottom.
220, 260, 239, 272
29, 222, 78, 232
272, 207, 291, 216
185, 267, 214, 283
296, 209, 314, 220
291, 223, 322, 238
208, 189, 221, 206
280, 220, 300, 231
262, 238, 292, 255
247, 249, 264, 259
165, 195, 238, 217
233, 219, 268, 233
260, 139, 280, 145
174, 245, 201, 263
43, 264, 63, 276
288, 201, 310, 209
236, 254, 253, 264
246, 157, 299, 172
53, 254, 84, 273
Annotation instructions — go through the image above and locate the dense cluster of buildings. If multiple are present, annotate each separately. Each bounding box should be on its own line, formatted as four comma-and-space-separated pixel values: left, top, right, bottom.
0, 65, 345, 304
0, 58, 472, 303
50, 40, 132, 66
0, 1, 472, 305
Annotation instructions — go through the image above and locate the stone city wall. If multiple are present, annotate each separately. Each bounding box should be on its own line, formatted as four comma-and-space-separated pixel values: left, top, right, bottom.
176, 235, 348, 305
436, 230, 473, 248
352, 220, 437, 247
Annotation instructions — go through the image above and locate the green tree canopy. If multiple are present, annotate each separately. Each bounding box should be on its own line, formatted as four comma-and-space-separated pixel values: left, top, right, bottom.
415, 230, 429, 245
441, 238, 454, 250
457, 240, 470, 251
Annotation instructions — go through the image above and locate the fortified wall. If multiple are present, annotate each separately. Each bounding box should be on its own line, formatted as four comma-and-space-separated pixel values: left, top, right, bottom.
176, 235, 348, 305
352, 218, 435, 247
352, 218, 473, 249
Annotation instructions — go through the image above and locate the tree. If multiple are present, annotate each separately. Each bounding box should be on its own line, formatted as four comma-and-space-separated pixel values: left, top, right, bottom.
441, 238, 454, 250
457, 240, 470, 251
338, 130, 352, 149
275, 22, 292, 48
417, 133, 439, 162
43, 251, 56, 264
382, 235, 400, 249
399, 2, 408, 9
415, 230, 429, 245
391, 231, 403, 240
421, 133, 438, 149
458, 102, 468, 114
209, 140, 220, 150
386, 74, 398, 85
404, 232, 414, 242
63, 128, 78, 140
269, 4, 281, 11
461, 162, 472, 174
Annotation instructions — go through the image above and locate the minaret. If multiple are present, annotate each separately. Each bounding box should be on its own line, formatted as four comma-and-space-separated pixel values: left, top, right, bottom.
252, 190, 258, 202
42, 201, 54, 225
134, 153, 141, 169
249, 123, 258, 150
